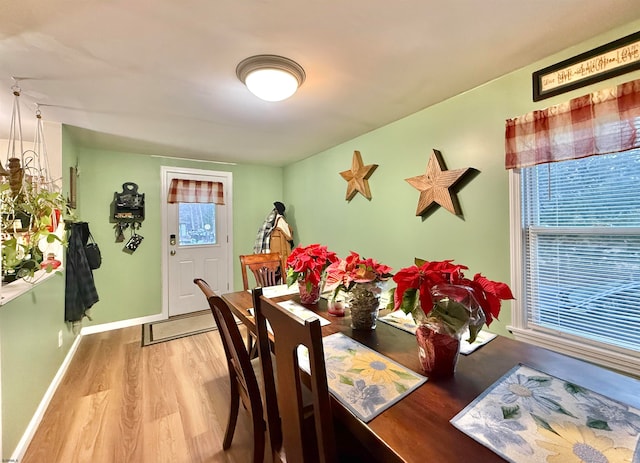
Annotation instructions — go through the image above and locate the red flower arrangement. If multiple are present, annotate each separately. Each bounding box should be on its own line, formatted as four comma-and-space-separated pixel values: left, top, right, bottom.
285, 243, 339, 287
392, 258, 514, 342
324, 251, 393, 294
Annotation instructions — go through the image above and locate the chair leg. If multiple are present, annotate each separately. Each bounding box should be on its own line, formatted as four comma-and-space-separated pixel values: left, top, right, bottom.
251, 417, 266, 463
247, 332, 258, 359
223, 375, 241, 449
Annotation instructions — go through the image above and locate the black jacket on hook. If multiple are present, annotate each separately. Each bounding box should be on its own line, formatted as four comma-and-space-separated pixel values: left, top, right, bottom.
65, 222, 99, 322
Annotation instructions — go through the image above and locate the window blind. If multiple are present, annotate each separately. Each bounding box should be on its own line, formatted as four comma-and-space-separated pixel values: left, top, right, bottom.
521, 149, 640, 353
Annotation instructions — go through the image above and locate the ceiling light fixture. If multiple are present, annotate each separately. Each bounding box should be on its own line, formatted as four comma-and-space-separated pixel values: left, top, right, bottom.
236, 55, 305, 102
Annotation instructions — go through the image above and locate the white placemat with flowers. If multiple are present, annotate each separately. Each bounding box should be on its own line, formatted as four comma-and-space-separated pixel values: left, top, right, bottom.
297, 332, 427, 422
450, 364, 640, 463
246, 284, 299, 298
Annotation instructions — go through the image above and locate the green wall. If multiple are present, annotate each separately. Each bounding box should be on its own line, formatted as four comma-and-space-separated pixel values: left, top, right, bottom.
1, 126, 80, 456
0, 276, 73, 456
74, 149, 283, 326
283, 19, 640, 338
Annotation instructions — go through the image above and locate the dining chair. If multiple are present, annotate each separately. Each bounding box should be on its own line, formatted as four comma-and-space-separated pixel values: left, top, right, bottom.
239, 252, 284, 290
194, 278, 266, 463
240, 252, 284, 357
252, 287, 337, 463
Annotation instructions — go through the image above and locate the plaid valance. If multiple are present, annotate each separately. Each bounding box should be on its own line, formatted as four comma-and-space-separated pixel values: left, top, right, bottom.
167, 179, 225, 204
505, 78, 640, 169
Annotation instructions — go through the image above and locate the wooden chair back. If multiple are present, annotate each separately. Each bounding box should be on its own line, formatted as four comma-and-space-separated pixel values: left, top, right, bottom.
251, 288, 336, 463
194, 278, 265, 463
240, 253, 283, 290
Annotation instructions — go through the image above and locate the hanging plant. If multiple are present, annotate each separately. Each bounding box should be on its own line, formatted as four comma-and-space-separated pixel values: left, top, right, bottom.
0, 85, 69, 282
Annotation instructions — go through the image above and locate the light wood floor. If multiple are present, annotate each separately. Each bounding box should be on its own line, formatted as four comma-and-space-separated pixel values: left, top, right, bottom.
22, 324, 259, 463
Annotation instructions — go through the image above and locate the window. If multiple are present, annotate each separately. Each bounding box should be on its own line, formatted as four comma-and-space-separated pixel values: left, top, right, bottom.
507, 79, 640, 376
511, 149, 640, 375
178, 203, 216, 246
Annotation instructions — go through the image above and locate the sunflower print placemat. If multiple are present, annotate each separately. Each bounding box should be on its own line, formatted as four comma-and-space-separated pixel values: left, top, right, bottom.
450, 364, 640, 463
297, 332, 427, 422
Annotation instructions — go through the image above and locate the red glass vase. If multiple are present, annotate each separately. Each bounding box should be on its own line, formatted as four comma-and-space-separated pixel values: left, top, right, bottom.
297, 277, 321, 304
415, 324, 461, 378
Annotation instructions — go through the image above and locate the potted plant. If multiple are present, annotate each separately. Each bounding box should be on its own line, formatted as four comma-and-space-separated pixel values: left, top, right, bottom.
1, 180, 68, 281
324, 251, 393, 328
285, 243, 339, 304
390, 258, 514, 377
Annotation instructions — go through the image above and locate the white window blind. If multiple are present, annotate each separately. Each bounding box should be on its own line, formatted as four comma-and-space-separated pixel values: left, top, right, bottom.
521, 149, 640, 353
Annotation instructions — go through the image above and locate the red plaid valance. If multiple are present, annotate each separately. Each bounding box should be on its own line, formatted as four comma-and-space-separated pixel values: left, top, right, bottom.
167, 179, 225, 204
505, 78, 640, 169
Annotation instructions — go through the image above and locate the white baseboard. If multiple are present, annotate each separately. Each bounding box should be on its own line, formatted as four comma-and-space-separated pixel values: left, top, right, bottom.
10, 333, 83, 462
80, 313, 166, 335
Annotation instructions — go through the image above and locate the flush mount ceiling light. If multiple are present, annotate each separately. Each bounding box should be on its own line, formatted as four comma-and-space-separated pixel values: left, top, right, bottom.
236, 55, 305, 102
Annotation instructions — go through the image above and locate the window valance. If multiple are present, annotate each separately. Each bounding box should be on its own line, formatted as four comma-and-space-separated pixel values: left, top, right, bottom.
167, 179, 225, 204
505, 78, 640, 169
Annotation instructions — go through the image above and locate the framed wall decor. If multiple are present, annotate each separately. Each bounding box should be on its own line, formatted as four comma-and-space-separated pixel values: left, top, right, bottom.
532, 30, 640, 102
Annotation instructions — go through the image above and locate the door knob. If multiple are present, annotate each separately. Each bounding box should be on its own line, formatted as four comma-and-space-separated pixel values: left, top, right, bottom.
170, 250, 176, 256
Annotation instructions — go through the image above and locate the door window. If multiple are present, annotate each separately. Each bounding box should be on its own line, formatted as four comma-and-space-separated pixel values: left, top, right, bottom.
178, 203, 216, 246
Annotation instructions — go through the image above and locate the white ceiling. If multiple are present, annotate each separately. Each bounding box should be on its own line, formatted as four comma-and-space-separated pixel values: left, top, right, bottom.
1, 0, 639, 166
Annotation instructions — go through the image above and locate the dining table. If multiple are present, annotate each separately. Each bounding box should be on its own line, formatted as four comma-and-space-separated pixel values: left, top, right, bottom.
221, 287, 640, 463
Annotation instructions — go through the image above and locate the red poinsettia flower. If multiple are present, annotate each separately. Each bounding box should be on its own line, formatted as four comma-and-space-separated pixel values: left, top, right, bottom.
285, 244, 339, 287
392, 258, 514, 336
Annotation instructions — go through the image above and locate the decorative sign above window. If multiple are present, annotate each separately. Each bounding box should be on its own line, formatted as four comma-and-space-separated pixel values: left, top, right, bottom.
532, 30, 640, 102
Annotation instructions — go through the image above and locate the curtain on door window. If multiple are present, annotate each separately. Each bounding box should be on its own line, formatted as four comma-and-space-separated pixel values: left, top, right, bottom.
167, 179, 225, 204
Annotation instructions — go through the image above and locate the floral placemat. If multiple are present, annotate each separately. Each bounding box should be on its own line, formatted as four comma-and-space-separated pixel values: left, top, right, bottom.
377, 311, 497, 355
298, 332, 427, 422
450, 364, 640, 463
277, 300, 330, 326
248, 301, 330, 334
246, 284, 299, 298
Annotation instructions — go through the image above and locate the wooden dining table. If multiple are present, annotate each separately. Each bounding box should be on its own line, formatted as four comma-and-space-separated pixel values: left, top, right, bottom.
222, 288, 640, 463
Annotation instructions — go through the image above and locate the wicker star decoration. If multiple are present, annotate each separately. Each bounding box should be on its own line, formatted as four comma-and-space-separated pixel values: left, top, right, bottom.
405, 149, 471, 216
340, 150, 378, 201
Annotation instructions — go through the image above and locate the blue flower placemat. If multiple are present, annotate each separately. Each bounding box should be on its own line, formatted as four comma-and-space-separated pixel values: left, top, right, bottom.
450, 364, 640, 463
298, 332, 426, 422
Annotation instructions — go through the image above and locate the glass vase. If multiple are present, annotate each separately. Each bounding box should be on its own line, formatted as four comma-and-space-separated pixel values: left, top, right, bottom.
415, 321, 461, 378
327, 298, 345, 317
297, 276, 321, 304
348, 282, 382, 330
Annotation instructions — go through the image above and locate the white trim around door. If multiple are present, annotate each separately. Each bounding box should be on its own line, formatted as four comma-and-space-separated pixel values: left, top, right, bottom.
160, 166, 234, 319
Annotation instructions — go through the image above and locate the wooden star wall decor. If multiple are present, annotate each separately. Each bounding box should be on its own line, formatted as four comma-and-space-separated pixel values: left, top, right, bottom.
340, 150, 378, 201
405, 149, 473, 217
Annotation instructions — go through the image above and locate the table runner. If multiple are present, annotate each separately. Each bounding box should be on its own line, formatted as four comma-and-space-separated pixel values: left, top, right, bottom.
378, 310, 497, 355
298, 332, 427, 422
450, 364, 640, 463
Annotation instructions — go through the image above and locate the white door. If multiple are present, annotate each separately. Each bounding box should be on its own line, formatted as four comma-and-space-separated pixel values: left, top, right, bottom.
162, 167, 233, 317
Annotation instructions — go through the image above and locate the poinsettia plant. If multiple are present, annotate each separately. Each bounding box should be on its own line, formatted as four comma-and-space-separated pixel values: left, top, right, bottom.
324, 251, 393, 297
390, 258, 514, 342
285, 243, 339, 289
